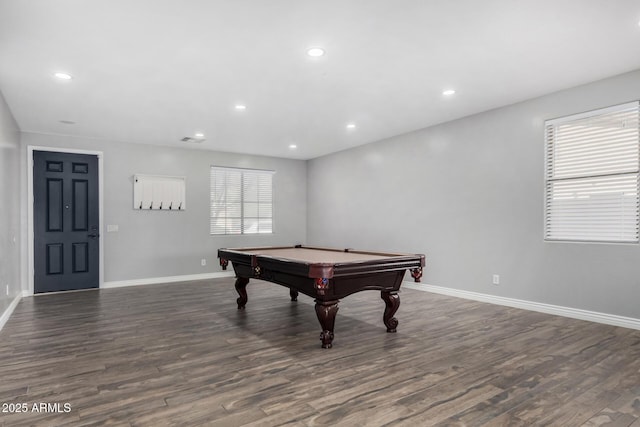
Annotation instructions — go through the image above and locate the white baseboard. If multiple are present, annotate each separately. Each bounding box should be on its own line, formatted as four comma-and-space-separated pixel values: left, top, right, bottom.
0, 293, 22, 333
103, 271, 235, 289
404, 282, 640, 331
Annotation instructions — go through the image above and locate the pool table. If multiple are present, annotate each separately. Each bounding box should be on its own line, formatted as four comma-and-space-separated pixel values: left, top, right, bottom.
217, 245, 425, 348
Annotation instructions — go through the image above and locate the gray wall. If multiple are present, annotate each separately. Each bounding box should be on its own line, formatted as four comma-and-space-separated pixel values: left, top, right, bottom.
20, 133, 307, 283
308, 69, 640, 319
0, 90, 21, 317
7, 69, 640, 322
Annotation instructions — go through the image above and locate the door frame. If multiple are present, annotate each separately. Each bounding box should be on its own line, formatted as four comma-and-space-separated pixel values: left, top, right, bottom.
27, 145, 104, 295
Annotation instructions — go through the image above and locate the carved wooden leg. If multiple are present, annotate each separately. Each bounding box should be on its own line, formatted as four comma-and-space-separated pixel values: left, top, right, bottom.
290, 288, 298, 301
381, 291, 400, 332
235, 277, 249, 309
314, 300, 339, 348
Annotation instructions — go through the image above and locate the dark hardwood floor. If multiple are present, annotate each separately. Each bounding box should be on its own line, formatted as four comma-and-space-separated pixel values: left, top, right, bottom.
1, 278, 639, 426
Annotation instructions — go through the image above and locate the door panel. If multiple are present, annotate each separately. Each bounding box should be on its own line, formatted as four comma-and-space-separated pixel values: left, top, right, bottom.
46, 243, 63, 275
34, 151, 99, 293
72, 179, 89, 230
72, 242, 89, 273
47, 178, 64, 231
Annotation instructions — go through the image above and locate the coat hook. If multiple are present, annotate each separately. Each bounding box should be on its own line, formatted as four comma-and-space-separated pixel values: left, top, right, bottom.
139, 202, 143, 209
169, 202, 173, 210
149, 201, 153, 209
159, 202, 163, 210
178, 202, 182, 210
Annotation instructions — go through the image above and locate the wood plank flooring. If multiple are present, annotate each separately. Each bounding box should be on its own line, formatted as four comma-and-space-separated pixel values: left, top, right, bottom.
1, 278, 640, 426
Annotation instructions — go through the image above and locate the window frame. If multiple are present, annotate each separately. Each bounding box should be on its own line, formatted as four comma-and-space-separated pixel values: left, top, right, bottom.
544, 101, 640, 244
210, 166, 275, 236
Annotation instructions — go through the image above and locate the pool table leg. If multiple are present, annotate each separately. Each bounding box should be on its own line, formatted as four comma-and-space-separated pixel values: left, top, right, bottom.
290, 288, 298, 301
381, 291, 400, 332
315, 300, 339, 349
235, 277, 249, 309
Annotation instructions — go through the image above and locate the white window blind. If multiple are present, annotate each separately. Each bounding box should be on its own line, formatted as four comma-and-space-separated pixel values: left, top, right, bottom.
544, 101, 639, 243
210, 167, 274, 235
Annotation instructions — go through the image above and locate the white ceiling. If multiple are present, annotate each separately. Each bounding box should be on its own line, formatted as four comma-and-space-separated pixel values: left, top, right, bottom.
1, 0, 639, 160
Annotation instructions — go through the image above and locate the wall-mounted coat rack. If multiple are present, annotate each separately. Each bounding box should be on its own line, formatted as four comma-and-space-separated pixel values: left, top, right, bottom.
133, 174, 186, 210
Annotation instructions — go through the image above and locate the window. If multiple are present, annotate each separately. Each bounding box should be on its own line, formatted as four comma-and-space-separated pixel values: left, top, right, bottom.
210, 167, 274, 235
544, 101, 639, 243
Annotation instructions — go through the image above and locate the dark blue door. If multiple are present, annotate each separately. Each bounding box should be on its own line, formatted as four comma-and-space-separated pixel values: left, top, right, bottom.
34, 151, 99, 293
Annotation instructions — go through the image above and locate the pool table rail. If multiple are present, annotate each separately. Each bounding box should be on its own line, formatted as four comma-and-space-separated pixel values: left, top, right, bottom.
218, 245, 425, 280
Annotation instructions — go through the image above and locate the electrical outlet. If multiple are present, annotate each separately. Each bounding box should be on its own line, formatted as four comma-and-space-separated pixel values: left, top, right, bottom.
201, 259, 206, 266
492, 274, 500, 285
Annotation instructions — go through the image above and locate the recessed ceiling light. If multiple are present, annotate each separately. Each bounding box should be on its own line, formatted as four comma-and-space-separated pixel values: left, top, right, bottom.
195, 132, 204, 138
54, 72, 72, 80
442, 89, 456, 96
307, 47, 325, 57
289, 144, 297, 149
181, 136, 205, 143
346, 123, 356, 129
235, 105, 247, 110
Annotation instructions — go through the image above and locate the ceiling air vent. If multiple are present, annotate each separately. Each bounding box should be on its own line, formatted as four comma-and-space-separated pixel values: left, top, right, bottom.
181, 136, 205, 143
